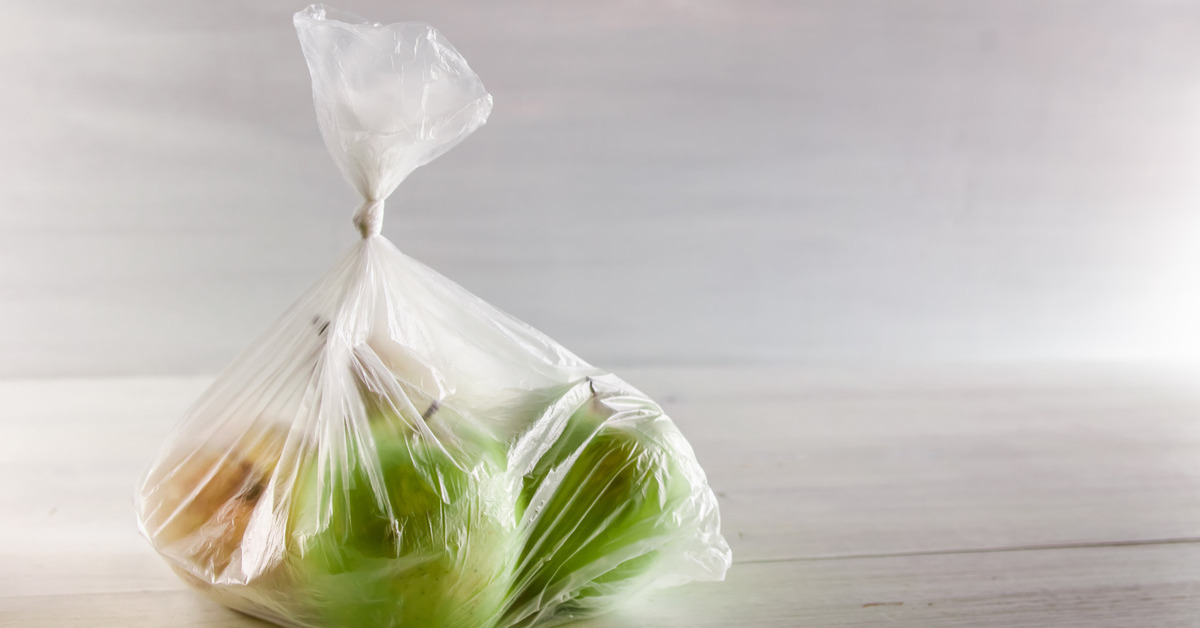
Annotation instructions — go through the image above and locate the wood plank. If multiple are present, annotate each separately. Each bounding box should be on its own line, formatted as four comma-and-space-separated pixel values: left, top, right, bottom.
3, 542, 1198, 627
576, 542, 1200, 628
0, 378, 208, 597
8, 1, 1200, 377
3, 367, 1200, 605
0, 589, 270, 628
620, 365, 1200, 560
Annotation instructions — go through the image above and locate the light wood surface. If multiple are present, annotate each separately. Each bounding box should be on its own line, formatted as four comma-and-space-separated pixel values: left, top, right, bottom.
2, 365, 1199, 626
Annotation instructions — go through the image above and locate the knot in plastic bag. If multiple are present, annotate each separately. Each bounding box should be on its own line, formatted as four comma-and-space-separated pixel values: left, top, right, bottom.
354, 199, 385, 238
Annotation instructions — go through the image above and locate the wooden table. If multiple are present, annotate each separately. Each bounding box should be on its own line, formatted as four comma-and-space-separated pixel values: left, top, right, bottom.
3, 365, 1199, 626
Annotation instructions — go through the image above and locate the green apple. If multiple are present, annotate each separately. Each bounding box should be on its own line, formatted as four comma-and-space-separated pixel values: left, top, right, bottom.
289, 390, 516, 628
505, 383, 694, 625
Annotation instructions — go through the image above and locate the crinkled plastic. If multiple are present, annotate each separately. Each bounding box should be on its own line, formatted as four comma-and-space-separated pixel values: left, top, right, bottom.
134, 5, 731, 627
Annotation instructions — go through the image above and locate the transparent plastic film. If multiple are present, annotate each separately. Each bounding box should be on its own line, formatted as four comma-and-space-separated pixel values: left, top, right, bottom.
294, 4, 492, 234
135, 6, 730, 628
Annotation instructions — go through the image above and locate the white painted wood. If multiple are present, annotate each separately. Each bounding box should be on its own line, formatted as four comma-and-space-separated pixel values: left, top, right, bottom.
576, 543, 1200, 627
6, 544, 1200, 627
2, 367, 1199, 625
6, 2, 1200, 377
641, 365, 1200, 560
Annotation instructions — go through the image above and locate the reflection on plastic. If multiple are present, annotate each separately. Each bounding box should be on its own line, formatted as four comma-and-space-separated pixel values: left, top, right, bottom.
134, 5, 731, 627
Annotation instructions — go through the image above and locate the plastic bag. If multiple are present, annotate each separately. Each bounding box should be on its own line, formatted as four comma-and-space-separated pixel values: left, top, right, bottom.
134, 5, 731, 627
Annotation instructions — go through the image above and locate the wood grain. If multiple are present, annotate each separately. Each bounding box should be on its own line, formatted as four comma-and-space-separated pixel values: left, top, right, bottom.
7, 1, 1200, 376
5, 545, 1198, 627
2, 366, 1199, 625
576, 543, 1200, 627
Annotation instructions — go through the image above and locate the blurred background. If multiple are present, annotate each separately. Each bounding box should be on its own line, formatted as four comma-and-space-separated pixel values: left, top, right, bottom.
4, 0, 1200, 378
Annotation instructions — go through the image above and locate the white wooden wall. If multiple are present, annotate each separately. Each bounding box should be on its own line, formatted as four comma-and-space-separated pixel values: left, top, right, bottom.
4, 1, 1200, 376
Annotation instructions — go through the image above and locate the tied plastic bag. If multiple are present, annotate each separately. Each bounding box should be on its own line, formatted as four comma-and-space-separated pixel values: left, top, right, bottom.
134, 5, 731, 627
